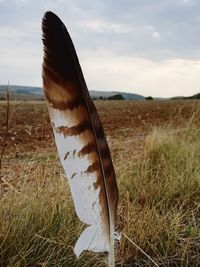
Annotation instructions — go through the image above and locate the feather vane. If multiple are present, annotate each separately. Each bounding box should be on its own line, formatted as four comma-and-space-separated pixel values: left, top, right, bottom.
42, 11, 118, 260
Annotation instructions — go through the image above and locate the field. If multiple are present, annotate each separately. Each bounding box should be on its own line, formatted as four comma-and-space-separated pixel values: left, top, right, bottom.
0, 100, 200, 266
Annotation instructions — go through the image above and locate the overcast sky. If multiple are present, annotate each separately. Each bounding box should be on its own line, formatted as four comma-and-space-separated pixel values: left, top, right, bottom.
1, 0, 200, 97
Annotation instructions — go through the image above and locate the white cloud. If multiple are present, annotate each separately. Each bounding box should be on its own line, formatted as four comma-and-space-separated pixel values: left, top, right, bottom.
1, 41, 200, 97
13, 0, 28, 4
0, 26, 26, 40
152, 31, 161, 39
180, 0, 194, 5
0, 0, 200, 97
80, 51, 200, 97
80, 19, 134, 34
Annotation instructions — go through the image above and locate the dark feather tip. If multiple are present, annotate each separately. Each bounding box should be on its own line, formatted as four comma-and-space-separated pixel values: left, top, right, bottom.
42, 11, 82, 85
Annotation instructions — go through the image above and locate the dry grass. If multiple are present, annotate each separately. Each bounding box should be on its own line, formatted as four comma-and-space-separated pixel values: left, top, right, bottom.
117, 123, 200, 266
0, 154, 105, 266
0, 100, 200, 266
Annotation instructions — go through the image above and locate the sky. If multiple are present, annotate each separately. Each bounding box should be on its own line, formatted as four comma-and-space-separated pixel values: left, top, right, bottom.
0, 0, 200, 97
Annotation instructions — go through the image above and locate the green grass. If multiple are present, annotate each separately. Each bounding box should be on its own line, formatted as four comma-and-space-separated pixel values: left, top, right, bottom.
1, 119, 200, 266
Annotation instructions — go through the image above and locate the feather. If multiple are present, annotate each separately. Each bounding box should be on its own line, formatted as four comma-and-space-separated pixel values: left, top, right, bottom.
42, 11, 118, 263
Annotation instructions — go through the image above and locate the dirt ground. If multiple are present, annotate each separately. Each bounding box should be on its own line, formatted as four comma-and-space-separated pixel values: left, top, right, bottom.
0, 99, 199, 155
0, 99, 199, 193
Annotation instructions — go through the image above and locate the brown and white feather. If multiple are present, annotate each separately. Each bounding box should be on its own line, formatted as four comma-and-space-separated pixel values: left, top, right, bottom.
42, 11, 118, 257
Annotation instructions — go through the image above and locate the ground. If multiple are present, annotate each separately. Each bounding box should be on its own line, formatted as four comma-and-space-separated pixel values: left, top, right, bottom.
0, 99, 200, 266
0, 99, 198, 155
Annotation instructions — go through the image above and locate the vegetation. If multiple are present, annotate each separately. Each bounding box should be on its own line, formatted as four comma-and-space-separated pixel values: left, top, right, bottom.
145, 96, 154, 100
93, 94, 124, 100
0, 96, 5, 101
186, 92, 200, 99
107, 94, 124, 100
118, 122, 200, 266
171, 92, 200, 100
92, 96, 107, 100
0, 101, 200, 266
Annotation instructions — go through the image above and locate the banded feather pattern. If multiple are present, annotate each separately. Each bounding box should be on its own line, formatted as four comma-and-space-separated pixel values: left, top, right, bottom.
42, 11, 118, 263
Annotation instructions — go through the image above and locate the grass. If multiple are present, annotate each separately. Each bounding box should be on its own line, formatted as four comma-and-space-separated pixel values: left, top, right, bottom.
118, 120, 200, 266
1, 114, 200, 266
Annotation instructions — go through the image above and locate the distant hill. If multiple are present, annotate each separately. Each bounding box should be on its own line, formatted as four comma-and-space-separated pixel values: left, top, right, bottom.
90, 90, 144, 100
186, 93, 200, 99
171, 92, 200, 100
0, 85, 43, 100
0, 85, 145, 100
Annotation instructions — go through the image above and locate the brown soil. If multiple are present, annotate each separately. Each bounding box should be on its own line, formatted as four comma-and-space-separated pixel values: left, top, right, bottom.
0, 99, 199, 157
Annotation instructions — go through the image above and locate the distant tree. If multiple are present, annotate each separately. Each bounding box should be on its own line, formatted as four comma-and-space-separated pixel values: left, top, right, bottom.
92, 96, 107, 100
0, 96, 5, 100
145, 96, 154, 101
191, 93, 200, 99
107, 94, 124, 100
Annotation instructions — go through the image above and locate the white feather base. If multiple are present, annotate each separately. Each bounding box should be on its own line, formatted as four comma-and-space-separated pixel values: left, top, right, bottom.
74, 225, 109, 257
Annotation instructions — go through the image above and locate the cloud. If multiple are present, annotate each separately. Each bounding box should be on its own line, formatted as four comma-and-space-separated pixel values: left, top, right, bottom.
0, 0, 200, 96
80, 19, 134, 34
80, 51, 200, 97
181, 0, 193, 4
0, 26, 26, 40
152, 31, 161, 39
